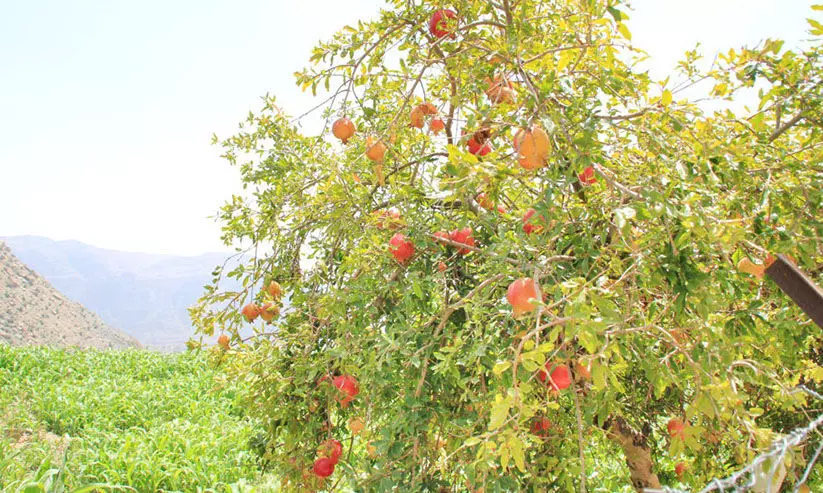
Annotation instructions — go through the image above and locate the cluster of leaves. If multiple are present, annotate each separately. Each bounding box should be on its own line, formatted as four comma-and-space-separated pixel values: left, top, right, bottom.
0, 346, 270, 492
192, 0, 823, 491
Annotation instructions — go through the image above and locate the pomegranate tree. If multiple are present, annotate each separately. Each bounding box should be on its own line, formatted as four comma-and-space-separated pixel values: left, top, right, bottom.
192, 1, 823, 491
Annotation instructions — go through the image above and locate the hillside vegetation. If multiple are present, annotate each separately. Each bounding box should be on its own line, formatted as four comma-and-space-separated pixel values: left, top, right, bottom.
0, 346, 275, 492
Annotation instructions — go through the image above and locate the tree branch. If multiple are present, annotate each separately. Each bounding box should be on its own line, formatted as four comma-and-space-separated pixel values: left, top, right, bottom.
768, 110, 804, 142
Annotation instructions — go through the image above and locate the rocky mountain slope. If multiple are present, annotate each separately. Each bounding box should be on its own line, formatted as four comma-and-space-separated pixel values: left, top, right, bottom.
0, 242, 140, 349
2, 236, 234, 349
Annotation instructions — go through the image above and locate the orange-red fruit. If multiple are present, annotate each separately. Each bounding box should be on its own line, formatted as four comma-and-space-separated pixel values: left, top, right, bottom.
389, 233, 415, 264
313, 457, 335, 478
675, 462, 687, 479
579, 166, 596, 185
318, 439, 343, 464
575, 361, 591, 380
429, 117, 446, 134
530, 416, 552, 437
467, 137, 491, 156
522, 208, 545, 235
217, 334, 230, 350
429, 9, 457, 39
241, 303, 261, 322
333, 375, 360, 407
348, 417, 365, 434
260, 303, 279, 323
332, 117, 356, 144
437, 261, 448, 273
365, 136, 387, 162
409, 106, 425, 129
538, 363, 571, 390
667, 418, 687, 439
266, 281, 283, 299
485, 77, 516, 105
507, 278, 539, 316
476, 193, 494, 210
449, 227, 475, 254
513, 125, 550, 169
374, 208, 402, 230
419, 102, 437, 115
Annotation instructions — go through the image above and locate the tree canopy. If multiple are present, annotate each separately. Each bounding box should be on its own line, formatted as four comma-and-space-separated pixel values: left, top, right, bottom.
191, 1, 823, 491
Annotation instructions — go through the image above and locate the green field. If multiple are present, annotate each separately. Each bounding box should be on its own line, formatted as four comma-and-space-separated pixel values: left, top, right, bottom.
0, 346, 275, 492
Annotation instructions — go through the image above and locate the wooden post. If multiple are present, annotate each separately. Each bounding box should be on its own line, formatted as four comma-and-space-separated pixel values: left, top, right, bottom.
764, 255, 823, 329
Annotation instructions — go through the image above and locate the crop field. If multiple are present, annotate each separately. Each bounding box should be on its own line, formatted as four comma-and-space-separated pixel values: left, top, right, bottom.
0, 346, 275, 492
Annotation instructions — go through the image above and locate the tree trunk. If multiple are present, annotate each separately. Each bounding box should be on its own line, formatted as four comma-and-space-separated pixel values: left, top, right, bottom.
605, 416, 662, 492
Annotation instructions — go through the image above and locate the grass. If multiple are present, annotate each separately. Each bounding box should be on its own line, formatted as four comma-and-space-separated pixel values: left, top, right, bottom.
0, 346, 275, 492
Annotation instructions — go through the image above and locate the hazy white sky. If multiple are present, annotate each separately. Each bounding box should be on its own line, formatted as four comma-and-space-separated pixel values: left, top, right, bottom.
0, 1, 814, 256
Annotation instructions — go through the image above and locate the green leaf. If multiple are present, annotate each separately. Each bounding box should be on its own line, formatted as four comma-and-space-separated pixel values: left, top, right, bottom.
606, 6, 625, 22
661, 89, 672, 107
617, 23, 632, 41
463, 436, 482, 447
510, 435, 526, 472
493, 361, 512, 375
488, 396, 511, 430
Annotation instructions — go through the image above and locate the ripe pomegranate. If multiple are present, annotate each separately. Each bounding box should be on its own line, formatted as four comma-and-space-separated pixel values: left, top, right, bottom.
579, 166, 596, 185
538, 363, 571, 390
485, 76, 515, 105
333, 375, 360, 407
513, 125, 550, 169
530, 416, 552, 437
366, 442, 377, 458
241, 303, 261, 322
429, 117, 446, 134
374, 208, 402, 230
217, 334, 230, 350
365, 136, 387, 162
389, 233, 415, 264
348, 417, 365, 435
449, 227, 475, 254
506, 278, 539, 316
475, 193, 494, 210
313, 457, 335, 478
467, 137, 491, 156
409, 106, 425, 129
317, 439, 343, 463
419, 102, 437, 115
429, 9, 457, 39
266, 281, 283, 299
574, 361, 591, 380
332, 117, 356, 144
675, 462, 687, 479
437, 261, 448, 273
521, 208, 546, 235
667, 418, 687, 439
260, 303, 279, 323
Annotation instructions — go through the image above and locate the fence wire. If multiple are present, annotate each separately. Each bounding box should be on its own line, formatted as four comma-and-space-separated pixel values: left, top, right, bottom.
645, 386, 823, 493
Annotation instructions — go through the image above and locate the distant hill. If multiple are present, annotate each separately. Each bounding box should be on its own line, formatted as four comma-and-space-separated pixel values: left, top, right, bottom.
0, 241, 140, 349
2, 236, 233, 349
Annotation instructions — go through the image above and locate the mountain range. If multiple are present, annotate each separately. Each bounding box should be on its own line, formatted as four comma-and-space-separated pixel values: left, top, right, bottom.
0, 241, 140, 349
2, 236, 233, 349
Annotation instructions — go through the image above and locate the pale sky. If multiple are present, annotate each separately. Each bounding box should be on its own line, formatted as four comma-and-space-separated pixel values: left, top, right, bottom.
0, 1, 814, 256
